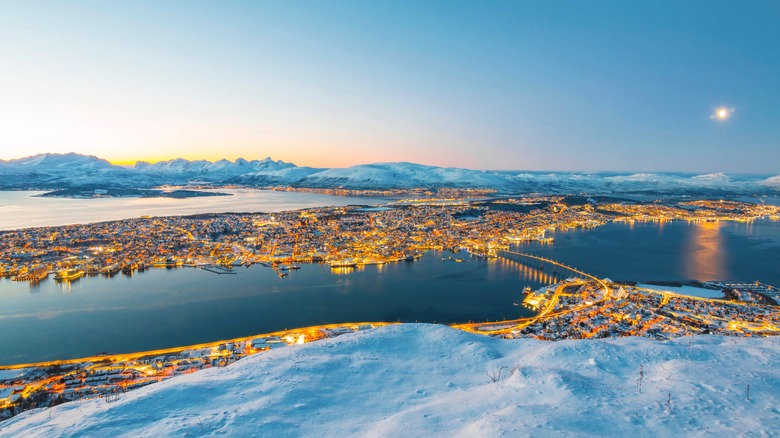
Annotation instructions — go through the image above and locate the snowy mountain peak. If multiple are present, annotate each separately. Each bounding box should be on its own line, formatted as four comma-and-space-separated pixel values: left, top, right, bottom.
298, 161, 515, 189
692, 172, 730, 182
760, 175, 780, 188
9, 153, 114, 169
0, 153, 778, 195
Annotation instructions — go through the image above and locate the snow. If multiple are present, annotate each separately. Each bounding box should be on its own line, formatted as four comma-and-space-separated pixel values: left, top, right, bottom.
0, 369, 29, 381
760, 175, 780, 188
3, 324, 778, 437
299, 162, 514, 189
2, 153, 779, 195
132, 157, 299, 183
638, 283, 725, 299
692, 172, 731, 182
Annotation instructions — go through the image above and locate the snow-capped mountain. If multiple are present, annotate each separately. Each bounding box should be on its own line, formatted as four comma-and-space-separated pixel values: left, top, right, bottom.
0, 153, 115, 174
297, 162, 515, 189
760, 175, 780, 189
1, 153, 778, 195
134, 157, 301, 183
230, 165, 322, 186
2, 324, 778, 437
511, 172, 779, 196
0, 153, 149, 189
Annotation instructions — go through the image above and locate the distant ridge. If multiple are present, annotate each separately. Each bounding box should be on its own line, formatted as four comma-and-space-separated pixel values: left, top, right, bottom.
0, 153, 778, 195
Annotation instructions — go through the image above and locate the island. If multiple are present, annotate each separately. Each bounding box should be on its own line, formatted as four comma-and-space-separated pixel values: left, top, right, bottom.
35, 188, 231, 199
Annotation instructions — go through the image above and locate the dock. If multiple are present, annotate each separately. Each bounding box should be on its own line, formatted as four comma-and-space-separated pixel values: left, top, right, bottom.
194, 265, 237, 275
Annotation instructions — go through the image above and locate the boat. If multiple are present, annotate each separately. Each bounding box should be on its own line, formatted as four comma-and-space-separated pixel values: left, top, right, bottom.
523, 286, 532, 295
329, 260, 357, 269
55, 269, 85, 281
279, 265, 300, 271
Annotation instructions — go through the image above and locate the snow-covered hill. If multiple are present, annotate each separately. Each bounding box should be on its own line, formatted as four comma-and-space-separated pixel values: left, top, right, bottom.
1, 153, 778, 195
2, 324, 778, 437
134, 157, 303, 183
0, 153, 146, 189
297, 162, 515, 189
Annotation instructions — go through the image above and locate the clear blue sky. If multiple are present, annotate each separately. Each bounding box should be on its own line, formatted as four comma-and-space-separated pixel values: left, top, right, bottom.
0, 1, 778, 172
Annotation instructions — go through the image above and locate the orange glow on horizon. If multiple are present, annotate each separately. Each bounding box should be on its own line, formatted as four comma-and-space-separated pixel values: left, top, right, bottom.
106, 150, 475, 169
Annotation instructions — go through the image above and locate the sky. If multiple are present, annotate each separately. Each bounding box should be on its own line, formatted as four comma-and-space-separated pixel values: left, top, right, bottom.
0, 1, 778, 172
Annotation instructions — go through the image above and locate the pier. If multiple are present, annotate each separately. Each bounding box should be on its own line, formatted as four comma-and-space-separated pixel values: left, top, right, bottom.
194, 265, 237, 275
12, 266, 49, 282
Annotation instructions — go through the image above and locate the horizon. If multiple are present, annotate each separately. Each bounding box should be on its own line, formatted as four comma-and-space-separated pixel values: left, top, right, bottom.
1, 151, 778, 176
4, 3, 780, 434
1, 2, 779, 173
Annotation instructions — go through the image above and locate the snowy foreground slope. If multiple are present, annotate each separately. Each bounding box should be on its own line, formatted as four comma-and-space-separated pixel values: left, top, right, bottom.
3, 325, 779, 437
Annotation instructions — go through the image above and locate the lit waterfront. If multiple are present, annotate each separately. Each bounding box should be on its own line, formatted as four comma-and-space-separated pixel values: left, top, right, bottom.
1, 211, 779, 420
1, 218, 778, 365
0, 253, 538, 365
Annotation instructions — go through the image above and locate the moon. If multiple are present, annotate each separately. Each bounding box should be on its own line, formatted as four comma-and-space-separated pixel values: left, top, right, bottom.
711, 107, 734, 121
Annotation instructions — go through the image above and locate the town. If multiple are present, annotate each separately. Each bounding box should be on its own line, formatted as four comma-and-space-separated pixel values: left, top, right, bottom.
2, 269, 778, 420
1, 195, 778, 283
457, 276, 780, 341
0, 322, 394, 418
1, 195, 780, 420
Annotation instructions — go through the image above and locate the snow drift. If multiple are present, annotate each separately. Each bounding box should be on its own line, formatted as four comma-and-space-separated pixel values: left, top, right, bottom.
2, 324, 778, 437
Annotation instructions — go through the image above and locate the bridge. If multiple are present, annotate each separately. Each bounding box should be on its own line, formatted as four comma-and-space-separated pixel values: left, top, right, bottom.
452, 251, 611, 334
753, 281, 780, 296
496, 250, 609, 292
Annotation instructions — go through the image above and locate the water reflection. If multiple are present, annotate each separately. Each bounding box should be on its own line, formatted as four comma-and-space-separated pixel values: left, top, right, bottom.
0, 252, 539, 364
684, 221, 729, 281
497, 257, 567, 286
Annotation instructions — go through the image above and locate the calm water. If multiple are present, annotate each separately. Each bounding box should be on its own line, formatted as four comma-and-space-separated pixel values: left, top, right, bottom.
1, 190, 779, 365
0, 190, 393, 230
518, 219, 780, 286
0, 253, 540, 365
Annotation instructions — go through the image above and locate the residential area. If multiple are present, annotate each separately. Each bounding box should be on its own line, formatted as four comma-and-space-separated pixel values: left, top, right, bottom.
2, 196, 777, 283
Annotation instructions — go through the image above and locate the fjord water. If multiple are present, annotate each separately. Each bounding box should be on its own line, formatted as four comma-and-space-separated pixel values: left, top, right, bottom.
518, 219, 780, 285
0, 254, 540, 365
2, 189, 779, 365
2, 220, 779, 365
0, 190, 393, 230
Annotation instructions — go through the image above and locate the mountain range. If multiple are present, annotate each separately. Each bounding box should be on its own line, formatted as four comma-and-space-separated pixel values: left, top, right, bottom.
1, 153, 778, 195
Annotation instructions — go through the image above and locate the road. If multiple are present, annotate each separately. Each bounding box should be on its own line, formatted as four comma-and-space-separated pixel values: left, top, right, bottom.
0, 321, 398, 371
453, 251, 612, 335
